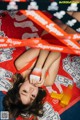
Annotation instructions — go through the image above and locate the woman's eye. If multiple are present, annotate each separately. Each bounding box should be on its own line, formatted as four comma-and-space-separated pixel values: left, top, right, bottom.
23, 90, 27, 93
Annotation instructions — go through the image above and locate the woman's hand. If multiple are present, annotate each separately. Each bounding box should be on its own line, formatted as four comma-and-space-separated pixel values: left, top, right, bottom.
29, 68, 47, 87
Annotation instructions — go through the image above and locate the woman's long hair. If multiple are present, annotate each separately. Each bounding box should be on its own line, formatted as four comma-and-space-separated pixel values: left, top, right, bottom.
3, 73, 46, 119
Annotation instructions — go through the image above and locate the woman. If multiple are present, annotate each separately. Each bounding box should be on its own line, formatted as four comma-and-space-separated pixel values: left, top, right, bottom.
3, 48, 61, 119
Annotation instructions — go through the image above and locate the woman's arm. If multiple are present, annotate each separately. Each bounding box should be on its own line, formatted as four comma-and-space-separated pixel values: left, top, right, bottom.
38, 52, 61, 87
32, 52, 61, 87
30, 50, 49, 84
34, 50, 49, 69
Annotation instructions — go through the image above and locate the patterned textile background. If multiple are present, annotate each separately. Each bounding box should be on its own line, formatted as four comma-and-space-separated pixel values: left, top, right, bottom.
0, 10, 80, 120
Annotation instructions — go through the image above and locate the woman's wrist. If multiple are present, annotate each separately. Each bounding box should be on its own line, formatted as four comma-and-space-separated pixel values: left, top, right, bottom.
30, 68, 42, 82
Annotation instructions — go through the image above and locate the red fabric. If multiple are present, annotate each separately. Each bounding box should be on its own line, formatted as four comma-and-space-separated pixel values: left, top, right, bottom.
0, 11, 80, 120
42, 11, 53, 19
1, 11, 52, 39
42, 32, 66, 46
41, 33, 80, 114
0, 11, 44, 120
16, 116, 23, 120
0, 11, 45, 73
1, 11, 43, 39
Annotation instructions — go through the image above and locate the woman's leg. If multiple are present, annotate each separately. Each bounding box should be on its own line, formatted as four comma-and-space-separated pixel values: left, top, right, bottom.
72, 12, 80, 21
44, 55, 61, 86
54, 12, 79, 34
65, 12, 80, 34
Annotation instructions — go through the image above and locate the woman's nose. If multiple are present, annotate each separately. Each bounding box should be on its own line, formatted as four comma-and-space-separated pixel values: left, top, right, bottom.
29, 87, 34, 93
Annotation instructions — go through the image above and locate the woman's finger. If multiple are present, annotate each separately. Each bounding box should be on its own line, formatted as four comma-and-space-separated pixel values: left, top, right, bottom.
30, 78, 33, 84
35, 78, 45, 87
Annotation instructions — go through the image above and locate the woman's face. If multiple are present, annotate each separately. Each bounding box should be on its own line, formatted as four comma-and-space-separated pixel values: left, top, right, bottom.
19, 80, 38, 105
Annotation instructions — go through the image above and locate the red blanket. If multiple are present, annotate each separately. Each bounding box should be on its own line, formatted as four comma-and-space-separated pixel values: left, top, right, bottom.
0, 11, 80, 120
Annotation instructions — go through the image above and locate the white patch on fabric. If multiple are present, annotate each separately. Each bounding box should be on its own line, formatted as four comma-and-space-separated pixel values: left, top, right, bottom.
22, 32, 39, 39
0, 53, 13, 62
76, 28, 80, 32
7, 1, 18, 10
37, 102, 60, 120
0, 68, 13, 91
0, 48, 15, 62
46, 86, 57, 93
55, 75, 73, 87
48, 2, 59, 11
62, 55, 80, 88
53, 11, 65, 19
67, 3, 78, 11
9, 11, 27, 21
0, 67, 13, 79
0, 78, 12, 91
27, 1, 39, 10
66, 19, 77, 27
14, 21, 38, 32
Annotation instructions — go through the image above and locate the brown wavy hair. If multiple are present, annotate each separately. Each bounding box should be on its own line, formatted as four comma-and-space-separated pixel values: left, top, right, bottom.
3, 73, 46, 119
